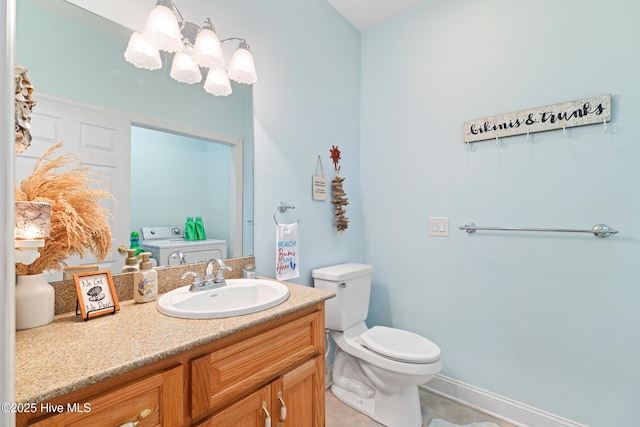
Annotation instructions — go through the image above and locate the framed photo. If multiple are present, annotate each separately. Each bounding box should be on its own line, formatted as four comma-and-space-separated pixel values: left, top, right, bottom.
73, 270, 120, 320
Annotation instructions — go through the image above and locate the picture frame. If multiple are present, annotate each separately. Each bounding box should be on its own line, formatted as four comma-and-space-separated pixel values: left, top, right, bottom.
73, 270, 120, 320
63, 264, 99, 281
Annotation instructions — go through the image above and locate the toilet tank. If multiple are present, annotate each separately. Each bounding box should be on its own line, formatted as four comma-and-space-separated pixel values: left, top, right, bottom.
312, 263, 373, 331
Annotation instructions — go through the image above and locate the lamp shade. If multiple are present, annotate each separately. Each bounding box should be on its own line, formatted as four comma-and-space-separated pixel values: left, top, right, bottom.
124, 32, 162, 70
14, 201, 51, 240
170, 49, 203, 84
204, 68, 232, 96
193, 27, 224, 69
143, 3, 183, 53
228, 43, 257, 84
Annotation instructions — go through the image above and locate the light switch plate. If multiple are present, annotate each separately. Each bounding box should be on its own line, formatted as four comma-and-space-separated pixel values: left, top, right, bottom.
429, 217, 449, 236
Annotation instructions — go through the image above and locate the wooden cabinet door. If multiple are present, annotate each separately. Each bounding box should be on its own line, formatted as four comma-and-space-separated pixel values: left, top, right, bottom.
190, 311, 322, 420
199, 384, 272, 427
28, 366, 183, 427
273, 356, 325, 427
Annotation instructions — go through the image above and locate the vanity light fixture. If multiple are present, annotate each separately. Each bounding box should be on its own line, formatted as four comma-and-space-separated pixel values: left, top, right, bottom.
124, 0, 257, 96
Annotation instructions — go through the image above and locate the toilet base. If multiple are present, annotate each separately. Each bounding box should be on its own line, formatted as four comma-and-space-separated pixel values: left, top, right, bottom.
330, 382, 423, 427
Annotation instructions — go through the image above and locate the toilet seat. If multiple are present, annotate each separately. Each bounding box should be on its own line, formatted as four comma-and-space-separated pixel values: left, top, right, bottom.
357, 326, 440, 363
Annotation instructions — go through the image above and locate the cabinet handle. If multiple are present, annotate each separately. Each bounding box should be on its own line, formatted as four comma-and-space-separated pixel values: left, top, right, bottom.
118, 408, 152, 427
278, 391, 287, 421
262, 401, 272, 427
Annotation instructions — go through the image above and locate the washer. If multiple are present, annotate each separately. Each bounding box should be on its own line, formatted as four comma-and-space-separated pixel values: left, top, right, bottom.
140, 226, 227, 266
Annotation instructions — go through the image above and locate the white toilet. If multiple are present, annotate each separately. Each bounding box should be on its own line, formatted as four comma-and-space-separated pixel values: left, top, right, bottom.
312, 263, 441, 427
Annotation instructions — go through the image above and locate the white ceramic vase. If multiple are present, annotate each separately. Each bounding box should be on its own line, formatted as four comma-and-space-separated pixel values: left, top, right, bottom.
16, 273, 55, 330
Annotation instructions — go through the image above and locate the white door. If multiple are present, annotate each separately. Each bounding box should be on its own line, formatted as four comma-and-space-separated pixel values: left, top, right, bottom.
15, 94, 131, 280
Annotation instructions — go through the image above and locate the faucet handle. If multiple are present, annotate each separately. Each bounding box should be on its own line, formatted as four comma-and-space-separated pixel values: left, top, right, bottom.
182, 271, 202, 290
215, 265, 232, 282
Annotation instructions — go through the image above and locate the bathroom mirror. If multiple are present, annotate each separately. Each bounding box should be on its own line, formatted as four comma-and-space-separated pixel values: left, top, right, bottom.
15, 0, 254, 276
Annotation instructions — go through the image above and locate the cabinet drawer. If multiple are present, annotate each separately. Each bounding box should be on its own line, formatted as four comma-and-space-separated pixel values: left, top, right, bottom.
28, 365, 183, 427
191, 310, 322, 419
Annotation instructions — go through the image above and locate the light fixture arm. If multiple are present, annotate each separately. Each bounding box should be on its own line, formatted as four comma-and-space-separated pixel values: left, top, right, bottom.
221, 37, 251, 51
221, 37, 247, 44
180, 21, 200, 46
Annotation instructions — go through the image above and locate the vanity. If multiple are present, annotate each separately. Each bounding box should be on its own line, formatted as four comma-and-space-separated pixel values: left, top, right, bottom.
15, 271, 333, 427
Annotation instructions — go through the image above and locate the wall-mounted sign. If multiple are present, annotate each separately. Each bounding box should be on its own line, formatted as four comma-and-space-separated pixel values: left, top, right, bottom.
464, 94, 611, 143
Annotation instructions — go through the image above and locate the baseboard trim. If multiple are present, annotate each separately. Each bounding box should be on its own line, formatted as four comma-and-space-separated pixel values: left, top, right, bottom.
325, 365, 333, 390
422, 375, 588, 427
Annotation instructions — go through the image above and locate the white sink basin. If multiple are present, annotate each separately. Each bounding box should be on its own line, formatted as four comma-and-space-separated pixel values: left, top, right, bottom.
157, 278, 289, 319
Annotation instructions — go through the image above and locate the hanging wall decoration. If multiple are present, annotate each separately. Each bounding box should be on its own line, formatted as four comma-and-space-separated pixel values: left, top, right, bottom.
463, 94, 611, 144
14, 61, 37, 154
329, 145, 349, 234
312, 155, 327, 201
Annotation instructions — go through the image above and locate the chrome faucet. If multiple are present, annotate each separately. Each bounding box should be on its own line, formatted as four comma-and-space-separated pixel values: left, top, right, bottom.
182, 259, 232, 292
168, 250, 186, 266
204, 258, 232, 287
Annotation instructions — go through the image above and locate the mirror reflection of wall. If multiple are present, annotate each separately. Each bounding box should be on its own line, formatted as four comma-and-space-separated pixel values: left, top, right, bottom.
15, 0, 254, 273
130, 126, 232, 251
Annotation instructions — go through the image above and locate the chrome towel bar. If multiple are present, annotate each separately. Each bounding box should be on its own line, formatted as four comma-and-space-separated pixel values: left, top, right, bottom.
458, 222, 618, 238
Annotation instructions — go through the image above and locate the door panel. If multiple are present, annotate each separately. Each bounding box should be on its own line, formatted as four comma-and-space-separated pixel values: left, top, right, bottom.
16, 94, 131, 278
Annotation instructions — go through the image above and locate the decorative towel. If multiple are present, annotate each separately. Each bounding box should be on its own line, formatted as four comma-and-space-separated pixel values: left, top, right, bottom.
276, 223, 300, 280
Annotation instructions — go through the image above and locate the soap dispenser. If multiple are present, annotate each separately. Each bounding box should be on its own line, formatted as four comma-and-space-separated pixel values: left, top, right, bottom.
133, 252, 158, 303
122, 249, 139, 273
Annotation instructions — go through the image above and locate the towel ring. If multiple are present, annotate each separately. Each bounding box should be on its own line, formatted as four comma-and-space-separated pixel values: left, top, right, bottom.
273, 201, 300, 225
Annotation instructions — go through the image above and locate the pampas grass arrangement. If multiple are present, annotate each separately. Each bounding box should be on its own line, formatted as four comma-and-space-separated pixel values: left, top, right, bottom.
15, 142, 114, 275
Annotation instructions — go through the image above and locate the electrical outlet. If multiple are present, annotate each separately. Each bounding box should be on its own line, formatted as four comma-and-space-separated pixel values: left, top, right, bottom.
428, 217, 449, 236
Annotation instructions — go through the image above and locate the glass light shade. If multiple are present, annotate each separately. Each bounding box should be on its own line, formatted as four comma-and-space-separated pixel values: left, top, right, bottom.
124, 32, 162, 70
203, 68, 232, 96
143, 4, 183, 53
170, 49, 203, 84
15, 201, 51, 240
228, 46, 257, 84
193, 28, 224, 69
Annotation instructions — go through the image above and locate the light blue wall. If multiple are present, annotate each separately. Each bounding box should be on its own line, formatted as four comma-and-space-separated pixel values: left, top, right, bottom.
361, 1, 640, 425
130, 126, 231, 249
196, 0, 364, 284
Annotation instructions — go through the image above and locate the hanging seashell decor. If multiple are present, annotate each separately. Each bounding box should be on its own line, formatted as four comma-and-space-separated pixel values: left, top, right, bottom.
329, 145, 349, 234
14, 61, 37, 154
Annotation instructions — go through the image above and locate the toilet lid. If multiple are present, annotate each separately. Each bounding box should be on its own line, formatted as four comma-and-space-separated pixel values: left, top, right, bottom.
358, 326, 441, 363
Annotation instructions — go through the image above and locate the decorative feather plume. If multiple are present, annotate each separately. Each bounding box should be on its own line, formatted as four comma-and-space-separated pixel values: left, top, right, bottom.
15, 142, 115, 275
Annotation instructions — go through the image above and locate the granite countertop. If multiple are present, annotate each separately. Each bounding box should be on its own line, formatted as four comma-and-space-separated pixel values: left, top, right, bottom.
15, 280, 334, 404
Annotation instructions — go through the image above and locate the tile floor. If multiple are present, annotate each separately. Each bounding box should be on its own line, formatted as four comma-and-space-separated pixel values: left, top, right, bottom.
325, 387, 517, 427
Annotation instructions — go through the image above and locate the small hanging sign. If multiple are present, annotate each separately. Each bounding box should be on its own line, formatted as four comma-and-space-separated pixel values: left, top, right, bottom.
463, 94, 611, 143
312, 155, 327, 200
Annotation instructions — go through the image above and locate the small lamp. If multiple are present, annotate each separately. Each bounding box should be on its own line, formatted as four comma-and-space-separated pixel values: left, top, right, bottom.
14, 201, 51, 265
14, 201, 54, 330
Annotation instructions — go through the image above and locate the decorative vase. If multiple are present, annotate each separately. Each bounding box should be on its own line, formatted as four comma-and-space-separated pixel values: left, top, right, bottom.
15, 273, 55, 330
